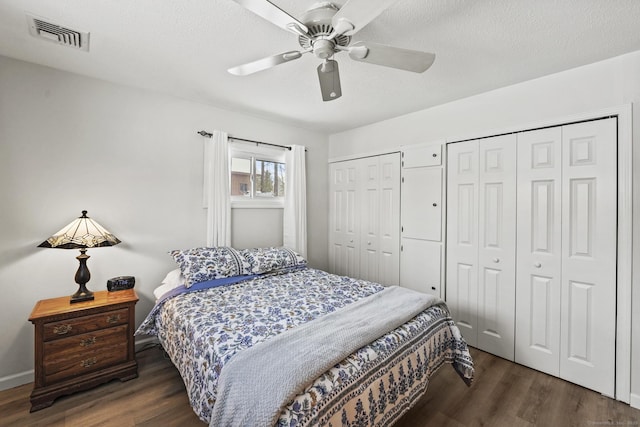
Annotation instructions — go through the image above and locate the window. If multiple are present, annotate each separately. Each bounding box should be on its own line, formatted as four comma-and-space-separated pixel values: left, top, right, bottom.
230, 145, 286, 207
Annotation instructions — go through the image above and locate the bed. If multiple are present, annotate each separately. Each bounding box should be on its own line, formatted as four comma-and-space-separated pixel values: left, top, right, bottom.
136, 246, 473, 426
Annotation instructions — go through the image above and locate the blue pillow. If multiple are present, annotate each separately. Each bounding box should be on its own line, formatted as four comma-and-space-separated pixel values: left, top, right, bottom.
238, 247, 307, 275
169, 246, 249, 288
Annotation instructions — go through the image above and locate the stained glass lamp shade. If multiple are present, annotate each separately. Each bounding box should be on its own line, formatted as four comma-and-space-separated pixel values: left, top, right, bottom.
38, 210, 121, 303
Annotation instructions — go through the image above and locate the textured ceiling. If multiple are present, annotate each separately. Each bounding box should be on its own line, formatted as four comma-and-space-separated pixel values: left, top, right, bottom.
1, 0, 640, 133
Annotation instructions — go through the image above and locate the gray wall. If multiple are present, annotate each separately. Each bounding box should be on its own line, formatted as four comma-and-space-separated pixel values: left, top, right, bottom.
0, 55, 329, 387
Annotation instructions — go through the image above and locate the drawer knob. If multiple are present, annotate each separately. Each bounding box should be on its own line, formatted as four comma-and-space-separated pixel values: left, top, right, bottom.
80, 336, 97, 347
53, 324, 72, 335
432, 153, 438, 157
80, 357, 97, 368
534, 262, 542, 268
433, 203, 438, 207
493, 258, 500, 263
106, 314, 121, 324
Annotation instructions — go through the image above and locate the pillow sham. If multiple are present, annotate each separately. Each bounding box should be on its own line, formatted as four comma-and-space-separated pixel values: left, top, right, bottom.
239, 246, 307, 275
169, 246, 249, 288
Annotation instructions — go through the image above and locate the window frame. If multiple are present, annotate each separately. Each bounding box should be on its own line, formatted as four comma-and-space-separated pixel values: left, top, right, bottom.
229, 144, 286, 209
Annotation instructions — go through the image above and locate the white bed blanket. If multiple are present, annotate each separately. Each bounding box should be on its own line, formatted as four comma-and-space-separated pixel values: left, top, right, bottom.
209, 285, 439, 427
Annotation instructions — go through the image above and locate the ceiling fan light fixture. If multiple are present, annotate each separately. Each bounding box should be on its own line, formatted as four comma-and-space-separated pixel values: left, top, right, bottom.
312, 39, 336, 59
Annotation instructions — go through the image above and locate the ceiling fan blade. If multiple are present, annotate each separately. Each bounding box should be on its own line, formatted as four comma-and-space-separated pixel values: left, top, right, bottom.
228, 51, 303, 76
231, 0, 308, 35
317, 60, 342, 102
331, 0, 399, 36
348, 41, 435, 73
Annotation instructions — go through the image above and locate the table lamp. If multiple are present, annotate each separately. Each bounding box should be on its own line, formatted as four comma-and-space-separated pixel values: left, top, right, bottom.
38, 210, 121, 303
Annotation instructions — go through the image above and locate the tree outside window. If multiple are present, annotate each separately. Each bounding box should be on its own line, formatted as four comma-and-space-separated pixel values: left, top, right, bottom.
231, 156, 285, 198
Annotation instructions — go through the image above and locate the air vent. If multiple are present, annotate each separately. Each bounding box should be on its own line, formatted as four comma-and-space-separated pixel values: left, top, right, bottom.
27, 14, 89, 52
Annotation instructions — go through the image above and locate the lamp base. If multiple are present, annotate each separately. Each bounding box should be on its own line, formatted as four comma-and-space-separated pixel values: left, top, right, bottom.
70, 249, 94, 303
70, 289, 94, 304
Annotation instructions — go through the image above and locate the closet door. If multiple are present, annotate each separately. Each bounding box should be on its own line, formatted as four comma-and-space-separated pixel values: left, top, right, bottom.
360, 153, 400, 285
376, 153, 401, 285
446, 141, 479, 346
360, 157, 380, 282
477, 135, 517, 360
515, 127, 563, 375
328, 160, 360, 278
560, 118, 617, 396
401, 167, 442, 241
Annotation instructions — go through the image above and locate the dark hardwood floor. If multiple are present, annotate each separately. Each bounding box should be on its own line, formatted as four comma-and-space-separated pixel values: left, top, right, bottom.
1, 346, 638, 426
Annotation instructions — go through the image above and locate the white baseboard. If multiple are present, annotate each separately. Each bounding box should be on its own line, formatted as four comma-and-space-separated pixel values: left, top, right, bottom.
0, 370, 33, 391
630, 393, 640, 410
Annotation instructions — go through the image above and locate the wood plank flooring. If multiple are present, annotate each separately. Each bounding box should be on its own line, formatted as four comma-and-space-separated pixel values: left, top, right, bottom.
1, 346, 638, 426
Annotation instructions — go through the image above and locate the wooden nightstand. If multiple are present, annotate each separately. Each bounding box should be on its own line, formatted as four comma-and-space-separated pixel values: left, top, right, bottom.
28, 289, 139, 412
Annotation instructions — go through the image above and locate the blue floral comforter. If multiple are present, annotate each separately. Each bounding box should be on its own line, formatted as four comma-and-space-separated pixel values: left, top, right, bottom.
136, 267, 473, 426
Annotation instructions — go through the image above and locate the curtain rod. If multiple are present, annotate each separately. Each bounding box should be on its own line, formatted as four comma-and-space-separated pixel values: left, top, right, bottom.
197, 130, 291, 151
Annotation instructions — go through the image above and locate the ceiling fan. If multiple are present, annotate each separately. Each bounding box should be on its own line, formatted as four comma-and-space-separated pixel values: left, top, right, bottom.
227, 0, 435, 101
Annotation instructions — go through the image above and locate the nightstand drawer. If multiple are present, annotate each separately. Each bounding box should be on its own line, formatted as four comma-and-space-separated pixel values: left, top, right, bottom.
44, 326, 128, 383
43, 308, 129, 341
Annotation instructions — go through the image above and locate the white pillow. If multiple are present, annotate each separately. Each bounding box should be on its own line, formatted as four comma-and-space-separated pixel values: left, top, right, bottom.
162, 268, 185, 287
153, 283, 182, 300
153, 269, 186, 300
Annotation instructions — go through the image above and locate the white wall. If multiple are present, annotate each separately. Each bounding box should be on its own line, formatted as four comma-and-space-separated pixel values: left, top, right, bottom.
330, 50, 640, 406
0, 55, 329, 388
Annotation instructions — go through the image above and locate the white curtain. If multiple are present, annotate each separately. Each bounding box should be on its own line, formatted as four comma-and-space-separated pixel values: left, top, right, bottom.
283, 145, 307, 257
204, 130, 231, 247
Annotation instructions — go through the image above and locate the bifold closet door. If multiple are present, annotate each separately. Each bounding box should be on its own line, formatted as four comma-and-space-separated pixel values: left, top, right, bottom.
360, 154, 400, 285
560, 118, 617, 396
446, 141, 479, 347
329, 154, 400, 285
515, 127, 563, 376
446, 135, 516, 359
476, 135, 517, 360
515, 118, 617, 396
329, 160, 360, 278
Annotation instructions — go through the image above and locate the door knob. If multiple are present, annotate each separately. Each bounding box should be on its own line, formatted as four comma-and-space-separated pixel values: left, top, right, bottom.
433, 203, 438, 207
367, 241, 371, 245
534, 262, 542, 268
493, 258, 500, 263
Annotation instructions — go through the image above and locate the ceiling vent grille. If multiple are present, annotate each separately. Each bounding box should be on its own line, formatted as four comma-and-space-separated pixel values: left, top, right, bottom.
27, 14, 89, 52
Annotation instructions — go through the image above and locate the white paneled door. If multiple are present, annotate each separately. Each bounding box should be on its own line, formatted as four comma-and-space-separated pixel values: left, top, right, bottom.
446, 135, 517, 360
477, 135, 517, 360
329, 160, 359, 278
329, 154, 400, 286
359, 154, 401, 285
376, 154, 401, 285
515, 127, 563, 376
446, 141, 480, 347
560, 118, 617, 397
